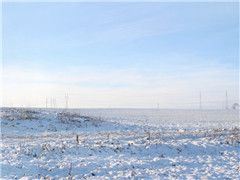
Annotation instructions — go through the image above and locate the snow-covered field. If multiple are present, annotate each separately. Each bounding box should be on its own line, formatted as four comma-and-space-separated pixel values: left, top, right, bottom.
0, 108, 239, 179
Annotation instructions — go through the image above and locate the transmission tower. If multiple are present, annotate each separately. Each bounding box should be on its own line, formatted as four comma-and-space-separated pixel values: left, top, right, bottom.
199, 92, 202, 110
65, 93, 69, 110
46, 97, 48, 108
225, 90, 228, 109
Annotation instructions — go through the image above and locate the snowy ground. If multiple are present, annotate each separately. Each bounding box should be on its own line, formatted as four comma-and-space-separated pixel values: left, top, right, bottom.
0, 108, 239, 179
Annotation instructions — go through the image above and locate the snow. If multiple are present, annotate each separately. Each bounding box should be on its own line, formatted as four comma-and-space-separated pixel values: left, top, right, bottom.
0, 108, 239, 179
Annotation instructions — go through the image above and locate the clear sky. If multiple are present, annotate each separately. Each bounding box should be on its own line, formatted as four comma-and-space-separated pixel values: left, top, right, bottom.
2, 2, 239, 108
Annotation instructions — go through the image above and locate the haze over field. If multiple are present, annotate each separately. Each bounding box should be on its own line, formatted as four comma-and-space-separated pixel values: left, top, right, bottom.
2, 2, 239, 108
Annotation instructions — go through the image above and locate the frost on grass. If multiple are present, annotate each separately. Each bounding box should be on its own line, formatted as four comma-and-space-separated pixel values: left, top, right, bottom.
0, 108, 239, 179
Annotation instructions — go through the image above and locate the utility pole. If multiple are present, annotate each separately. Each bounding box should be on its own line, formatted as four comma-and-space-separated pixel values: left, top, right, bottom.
46, 97, 48, 108
50, 98, 53, 108
199, 92, 202, 110
65, 93, 68, 110
225, 90, 228, 109
53, 98, 56, 108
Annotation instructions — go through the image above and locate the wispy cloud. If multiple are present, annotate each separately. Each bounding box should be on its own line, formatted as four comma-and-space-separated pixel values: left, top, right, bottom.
3, 2, 238, 108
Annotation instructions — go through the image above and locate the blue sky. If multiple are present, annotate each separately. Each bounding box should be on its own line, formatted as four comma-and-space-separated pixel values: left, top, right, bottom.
2, 2, 239, 108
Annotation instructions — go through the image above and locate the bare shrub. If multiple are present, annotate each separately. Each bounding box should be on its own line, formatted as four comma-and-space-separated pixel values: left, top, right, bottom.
225, 134, 240, 145
1, 112, 15, 121
57, 111, 84, 123
57, 111, 73, 123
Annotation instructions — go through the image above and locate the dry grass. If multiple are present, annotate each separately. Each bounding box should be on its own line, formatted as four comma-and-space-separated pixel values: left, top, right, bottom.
1, 108, 39, 121
57, 111, 103, 127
